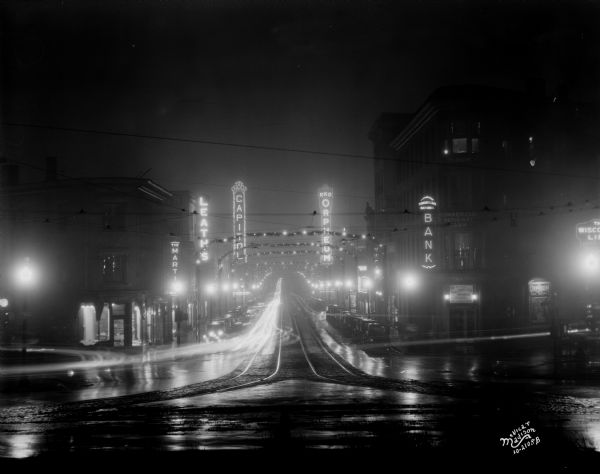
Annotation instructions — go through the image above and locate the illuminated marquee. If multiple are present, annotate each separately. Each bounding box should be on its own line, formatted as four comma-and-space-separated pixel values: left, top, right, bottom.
419, 195, 437, 269
319, 186, 333, 265
199, 196, 209, 261
170, 241, 180, 277
232, 181, 247, 263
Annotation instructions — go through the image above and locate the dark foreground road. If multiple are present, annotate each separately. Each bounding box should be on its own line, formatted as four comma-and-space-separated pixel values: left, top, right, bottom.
1, 280, 599, 469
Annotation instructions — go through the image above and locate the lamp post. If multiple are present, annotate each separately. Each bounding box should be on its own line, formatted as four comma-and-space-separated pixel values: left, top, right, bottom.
16, 258, 36, 354
364, 277, 373, 316
344, 280, 353, 311
400, 271, 419, 336
334, 280, 342, 307
170, 279, 184, 345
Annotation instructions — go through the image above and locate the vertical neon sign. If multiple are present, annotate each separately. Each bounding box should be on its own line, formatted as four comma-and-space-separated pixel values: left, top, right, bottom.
232, 181, 247, 263
419, 195, 436, 269
170, 241, 180, 277
199, 196, 209, 261
319, 186, 333, 265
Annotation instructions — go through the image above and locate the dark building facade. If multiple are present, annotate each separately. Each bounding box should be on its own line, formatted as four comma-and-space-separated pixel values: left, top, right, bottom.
367, 85, 600, 337
0, 161, 198, 347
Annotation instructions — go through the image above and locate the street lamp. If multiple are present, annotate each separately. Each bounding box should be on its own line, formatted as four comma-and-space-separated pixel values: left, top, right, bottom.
401, 273, 419, 291
582, 253, 599, 275
344, 279, 353, 311
399, 271, 420, 336
363, 277, 373, 316
169, 279, 185, 345
15, 258, 37, 353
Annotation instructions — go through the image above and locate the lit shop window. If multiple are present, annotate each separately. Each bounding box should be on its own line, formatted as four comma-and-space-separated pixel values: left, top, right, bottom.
452, 138, 468, 154
101, 254, 127, 283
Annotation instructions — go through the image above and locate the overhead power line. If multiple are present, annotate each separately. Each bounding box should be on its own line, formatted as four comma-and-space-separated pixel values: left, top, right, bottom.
3, 121, 600, 182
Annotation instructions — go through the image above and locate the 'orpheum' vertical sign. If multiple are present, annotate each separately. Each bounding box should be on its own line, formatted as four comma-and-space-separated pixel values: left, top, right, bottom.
319, 186, 333, 265
232, 181, 247, 263
418, 195, 437, 269
198, 196, 209, 262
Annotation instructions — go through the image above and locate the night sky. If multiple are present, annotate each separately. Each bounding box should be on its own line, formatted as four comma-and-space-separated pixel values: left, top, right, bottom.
2, 0, 600, 236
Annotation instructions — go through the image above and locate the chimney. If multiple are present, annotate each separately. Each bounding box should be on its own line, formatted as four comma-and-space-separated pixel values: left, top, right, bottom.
46, 156, 58, 181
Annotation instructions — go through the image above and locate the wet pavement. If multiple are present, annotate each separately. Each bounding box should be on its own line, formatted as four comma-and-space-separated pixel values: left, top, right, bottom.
1, 280, 599, 466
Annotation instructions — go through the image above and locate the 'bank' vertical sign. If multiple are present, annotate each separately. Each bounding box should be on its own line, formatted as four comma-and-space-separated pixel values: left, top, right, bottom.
319, 186, 333, 265
232, 181, 247, 263
418, 195, 436, 269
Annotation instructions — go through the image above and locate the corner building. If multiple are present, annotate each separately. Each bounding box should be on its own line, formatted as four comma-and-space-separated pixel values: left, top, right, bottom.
367, 85, 600, 337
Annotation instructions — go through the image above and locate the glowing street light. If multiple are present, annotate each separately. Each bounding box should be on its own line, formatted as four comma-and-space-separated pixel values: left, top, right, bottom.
170, 279, 184, 295
205, 283, 216, 295
15, 258, 37, 353
16, 258, 37, 288
582, 254, 599, 275
401, 273, 419, 291
344, 280, 353, 289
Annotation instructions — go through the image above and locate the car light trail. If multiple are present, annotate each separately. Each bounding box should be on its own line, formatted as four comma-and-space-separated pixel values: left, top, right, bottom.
0, 281, 283, 378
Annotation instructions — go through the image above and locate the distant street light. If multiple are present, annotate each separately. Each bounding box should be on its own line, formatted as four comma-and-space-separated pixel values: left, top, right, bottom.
582, 253, 599, 275
169, 278, 185, 345
16, 258, 37, 353
401, 273, 419, 291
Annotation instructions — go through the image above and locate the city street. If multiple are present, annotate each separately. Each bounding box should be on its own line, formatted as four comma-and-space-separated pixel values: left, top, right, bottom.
1, 278, 599, 466
2, 1, 600, 467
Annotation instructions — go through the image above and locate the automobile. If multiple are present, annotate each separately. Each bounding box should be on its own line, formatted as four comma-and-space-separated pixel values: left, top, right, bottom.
203, 320, 226, 343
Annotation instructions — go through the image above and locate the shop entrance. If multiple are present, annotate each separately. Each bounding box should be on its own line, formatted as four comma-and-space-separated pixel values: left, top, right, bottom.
449, 307, 478, 337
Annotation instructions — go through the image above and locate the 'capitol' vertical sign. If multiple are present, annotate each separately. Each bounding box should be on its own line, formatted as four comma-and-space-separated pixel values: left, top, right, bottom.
232, 181, 247, 263
319, 186, 333, 265
419, 195, 437, 269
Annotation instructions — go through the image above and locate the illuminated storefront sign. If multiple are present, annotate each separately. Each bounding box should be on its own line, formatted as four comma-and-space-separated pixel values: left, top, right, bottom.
199, 196, 209, 261
170, 241, 180, 277
419, 195, 437, 269
576, 219, 600, 241
232, 181, 247, 263
319, 186, 333, 265
449, 284, 474, 303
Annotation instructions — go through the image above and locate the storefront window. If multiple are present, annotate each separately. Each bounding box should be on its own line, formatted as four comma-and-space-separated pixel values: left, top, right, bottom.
454, 232, 473, 270
101, 254, 127, 283
452, 138, 468, 154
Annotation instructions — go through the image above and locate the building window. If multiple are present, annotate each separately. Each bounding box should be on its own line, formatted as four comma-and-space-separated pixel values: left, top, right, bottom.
454, 233, 472, 270
471, 138, 479, 153
101, 254, 127, 283
452, 138, 468, 154
103, 203, 127, 230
